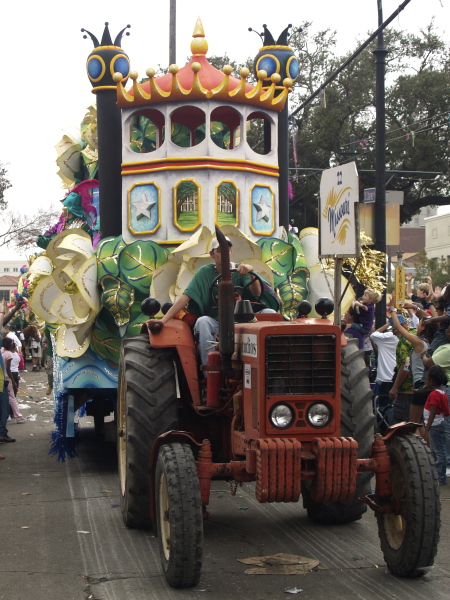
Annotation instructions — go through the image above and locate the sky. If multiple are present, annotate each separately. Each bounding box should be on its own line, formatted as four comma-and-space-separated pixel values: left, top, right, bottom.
0, 0, 448, 260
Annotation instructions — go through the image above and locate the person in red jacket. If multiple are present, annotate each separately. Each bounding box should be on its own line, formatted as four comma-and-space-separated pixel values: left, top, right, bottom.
423, 365, 450, 485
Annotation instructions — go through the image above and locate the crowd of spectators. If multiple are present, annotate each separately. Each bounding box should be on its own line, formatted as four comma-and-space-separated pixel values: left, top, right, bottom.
343, 276, 450, 485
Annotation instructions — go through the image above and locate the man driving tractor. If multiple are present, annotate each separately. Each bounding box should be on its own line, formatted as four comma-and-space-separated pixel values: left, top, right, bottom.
159, 236, 279, 366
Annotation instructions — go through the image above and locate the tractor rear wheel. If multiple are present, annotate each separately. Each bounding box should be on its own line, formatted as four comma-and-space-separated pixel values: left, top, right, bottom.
118, 335, 177, 528
377, 434, 440, 577
155, 442, 203, 588
302, 338, 375, 524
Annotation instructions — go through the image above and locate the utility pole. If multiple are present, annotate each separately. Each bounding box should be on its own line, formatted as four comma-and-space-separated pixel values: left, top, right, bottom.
373, 0, 388, 327
169, 0, 176, 65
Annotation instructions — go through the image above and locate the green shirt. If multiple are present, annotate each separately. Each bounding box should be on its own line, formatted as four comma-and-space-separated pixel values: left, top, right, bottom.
396, 335, 414, 392
184, 263, 255, 320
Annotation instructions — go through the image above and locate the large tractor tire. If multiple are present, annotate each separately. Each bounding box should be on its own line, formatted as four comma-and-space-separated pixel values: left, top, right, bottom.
155, 442, 203, 588
377, 434, 440, 577
303, 338, 375, 524
118, 334, 177, 528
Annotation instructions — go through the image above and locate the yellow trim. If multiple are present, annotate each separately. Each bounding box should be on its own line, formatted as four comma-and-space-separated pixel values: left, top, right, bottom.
95, 45, 123, 50
215, 180, 239, 229
127, 181, 162, 235
248, 183, 275, 236
122, 164, 279, 177
259, 45, 293, 51
122, 156, 278, 169
87, 55, 106, 82
286, 55, 299, 80
91, 85, 117, 92
110, 53, 130, 78
173, 178, 201, 232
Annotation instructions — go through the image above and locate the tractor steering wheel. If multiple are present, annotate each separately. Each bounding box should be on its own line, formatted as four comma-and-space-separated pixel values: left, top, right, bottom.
209, 268, 264, 307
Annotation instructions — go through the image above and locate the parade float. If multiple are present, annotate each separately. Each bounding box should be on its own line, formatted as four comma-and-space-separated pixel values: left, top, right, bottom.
25, 19, 386, 457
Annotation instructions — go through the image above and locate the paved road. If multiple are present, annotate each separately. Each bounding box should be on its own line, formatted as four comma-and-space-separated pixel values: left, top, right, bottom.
1, 369, 449, 600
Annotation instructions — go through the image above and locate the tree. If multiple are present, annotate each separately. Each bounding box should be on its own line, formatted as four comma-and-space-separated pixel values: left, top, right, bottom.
0, 207, 60, 249
0, 162, 12, 210
413, 249, 450, 289
285, 21, 450, 230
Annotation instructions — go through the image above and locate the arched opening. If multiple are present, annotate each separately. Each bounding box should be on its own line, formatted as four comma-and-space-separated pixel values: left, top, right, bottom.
170, 106, 206, 147
246, 112, 272, 155
210, 106, 241, 150
130, 109, 165, 153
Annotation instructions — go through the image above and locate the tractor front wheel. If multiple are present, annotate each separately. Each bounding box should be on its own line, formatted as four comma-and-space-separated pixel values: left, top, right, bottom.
377, 434, 440, 577
155, 442, 203, 588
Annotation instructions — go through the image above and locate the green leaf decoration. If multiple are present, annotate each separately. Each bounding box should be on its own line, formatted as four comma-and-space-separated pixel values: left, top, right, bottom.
130, 115, 159, 153
118, 241, 169, 295
100, 275, 135, 327
97, 236, 126, 279
119, 300, 148, 338
257, 238, 295, 287
277, 268, 310, 320
289, 234, 308, 271
90, 308, 121, 363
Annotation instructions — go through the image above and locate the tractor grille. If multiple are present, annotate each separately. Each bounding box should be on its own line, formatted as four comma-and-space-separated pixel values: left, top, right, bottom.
266, 335, 336, 395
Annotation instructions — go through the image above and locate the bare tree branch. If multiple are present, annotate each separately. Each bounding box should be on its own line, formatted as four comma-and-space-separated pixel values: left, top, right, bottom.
0, 207, 60, 249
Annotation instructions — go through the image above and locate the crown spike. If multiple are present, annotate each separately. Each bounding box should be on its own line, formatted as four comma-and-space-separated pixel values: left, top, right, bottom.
114, 24, 131, 46
262, 25, 275, 46
100, 22, 113, 46
81, 28, 100, 47
276, 25, 292, 46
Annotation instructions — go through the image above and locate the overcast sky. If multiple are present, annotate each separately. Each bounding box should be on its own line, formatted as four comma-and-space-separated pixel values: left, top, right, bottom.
0, 0, 447, 260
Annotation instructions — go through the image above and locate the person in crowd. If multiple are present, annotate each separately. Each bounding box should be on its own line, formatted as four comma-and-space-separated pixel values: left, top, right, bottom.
352, 288, 382, 335
29, 327, 42, 372
422, 365, 450, 485
423, 286, 450, 355
342, 306, 365, 349
4, 324, 22, 353
158, 236, 279, 368
1, 337, 26, 424
0, 298, 24, 444
423, 322, 450, 478
387, 313, 414, 422
370, 318, 399, 399
406, 273, 433, 310
3, 336, 21, 396
389, 298, 438, 424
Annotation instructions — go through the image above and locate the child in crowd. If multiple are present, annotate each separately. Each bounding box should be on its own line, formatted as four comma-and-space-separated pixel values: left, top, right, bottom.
1, 337, 26, 424
352, 288, 382, 335
422, 365, 450, 485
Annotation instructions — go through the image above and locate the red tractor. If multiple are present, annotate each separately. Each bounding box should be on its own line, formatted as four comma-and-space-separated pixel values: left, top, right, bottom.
117, 229, 440, 588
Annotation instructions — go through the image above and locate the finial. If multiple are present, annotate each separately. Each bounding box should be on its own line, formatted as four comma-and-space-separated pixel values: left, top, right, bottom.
190, 18, 208, 56
192, 17, 205, 37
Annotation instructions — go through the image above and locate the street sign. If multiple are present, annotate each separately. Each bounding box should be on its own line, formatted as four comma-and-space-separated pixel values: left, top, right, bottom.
395, 265, 406, 307
364, 188, 376, 203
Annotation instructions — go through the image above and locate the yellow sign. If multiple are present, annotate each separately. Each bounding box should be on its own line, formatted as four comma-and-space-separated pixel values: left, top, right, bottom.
395, 265, 406, 307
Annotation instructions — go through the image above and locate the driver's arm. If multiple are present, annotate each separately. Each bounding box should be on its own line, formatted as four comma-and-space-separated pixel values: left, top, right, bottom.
236, 263, 262, 297
160, 294, 190, 325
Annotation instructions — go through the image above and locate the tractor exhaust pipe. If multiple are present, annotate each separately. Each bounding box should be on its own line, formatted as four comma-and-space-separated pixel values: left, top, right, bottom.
215, 227, 235, 378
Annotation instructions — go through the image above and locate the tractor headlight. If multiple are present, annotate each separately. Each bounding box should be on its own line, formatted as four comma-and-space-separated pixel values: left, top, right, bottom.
307, 402, 331, 428
269, 403, 295, 429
